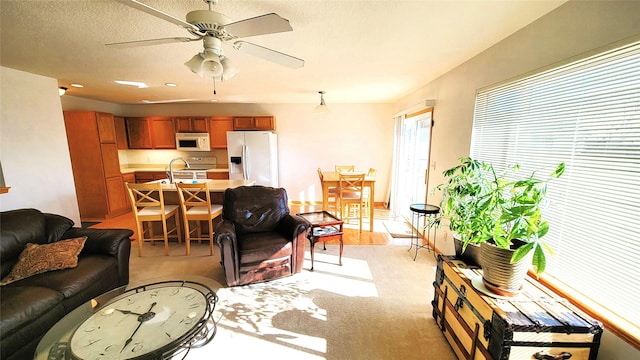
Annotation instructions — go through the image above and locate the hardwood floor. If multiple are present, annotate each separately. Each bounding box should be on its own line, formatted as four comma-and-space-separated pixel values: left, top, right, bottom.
91, 203, 414, 246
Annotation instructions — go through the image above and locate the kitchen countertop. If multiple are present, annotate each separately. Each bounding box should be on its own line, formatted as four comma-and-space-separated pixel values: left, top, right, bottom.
146, 179, 255, 191
120, 164, 229, 174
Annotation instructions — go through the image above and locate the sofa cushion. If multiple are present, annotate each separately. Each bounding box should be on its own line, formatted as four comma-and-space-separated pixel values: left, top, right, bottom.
10, 254, 120, 311
239, 232, 292, 264
0, 209, 48, 278
0, 285, 65, 338
0, 237, 87, 285
0, 286, 66, 359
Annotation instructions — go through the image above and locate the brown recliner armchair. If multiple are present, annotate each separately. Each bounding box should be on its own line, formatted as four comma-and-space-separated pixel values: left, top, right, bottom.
215, 186, 310, 286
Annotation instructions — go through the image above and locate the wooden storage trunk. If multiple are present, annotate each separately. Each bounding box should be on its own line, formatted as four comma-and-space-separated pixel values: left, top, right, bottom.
432, 256, 603, 360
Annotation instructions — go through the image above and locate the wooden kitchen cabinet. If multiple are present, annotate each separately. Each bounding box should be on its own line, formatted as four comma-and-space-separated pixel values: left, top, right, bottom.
207, 172, 229, 180
126, 117, 152, 149
208, 116, 233, 148
134, 171, 167, 183
233, 116, 275, 130
122, 173, 136, 185
114, 116, 128, 149
126, 116, 176, 149
63, 111, 130, 221
175, 117, 209, 133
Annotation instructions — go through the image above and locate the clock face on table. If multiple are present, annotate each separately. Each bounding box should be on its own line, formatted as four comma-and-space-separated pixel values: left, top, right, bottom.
70, 286, 208, 360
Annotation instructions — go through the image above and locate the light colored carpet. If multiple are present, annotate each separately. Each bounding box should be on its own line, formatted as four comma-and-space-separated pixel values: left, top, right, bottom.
129, 242, 455, 359
382, 220, 413, 238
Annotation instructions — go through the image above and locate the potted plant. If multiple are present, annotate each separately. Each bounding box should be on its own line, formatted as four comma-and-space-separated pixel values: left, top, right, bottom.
437, 157, 490, 266
439, 157, 565, 295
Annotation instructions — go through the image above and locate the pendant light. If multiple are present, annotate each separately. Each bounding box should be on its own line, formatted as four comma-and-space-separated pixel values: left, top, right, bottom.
314, 91, 329, 113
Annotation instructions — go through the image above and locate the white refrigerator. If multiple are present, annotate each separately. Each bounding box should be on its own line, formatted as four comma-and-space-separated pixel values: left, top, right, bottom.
226, 131, 279, 187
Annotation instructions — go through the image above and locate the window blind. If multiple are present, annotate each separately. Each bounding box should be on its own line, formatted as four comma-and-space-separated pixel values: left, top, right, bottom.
470, 41, 640, 336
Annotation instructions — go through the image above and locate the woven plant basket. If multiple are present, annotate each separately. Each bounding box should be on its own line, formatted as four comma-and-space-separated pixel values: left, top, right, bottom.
480, 239, 532, 296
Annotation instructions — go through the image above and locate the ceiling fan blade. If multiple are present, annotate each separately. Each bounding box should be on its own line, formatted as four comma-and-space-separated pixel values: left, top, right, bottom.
114, 0, 202, 33
141, 99, 211, 104
225, 13, 293, 39
234, 41, 304, 69
106, 37, 200, 48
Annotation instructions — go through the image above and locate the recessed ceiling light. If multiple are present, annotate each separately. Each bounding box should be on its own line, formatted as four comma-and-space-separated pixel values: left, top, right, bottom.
115, 80, 148, 88
70, 83, 84, 88
165, 83, 177, 87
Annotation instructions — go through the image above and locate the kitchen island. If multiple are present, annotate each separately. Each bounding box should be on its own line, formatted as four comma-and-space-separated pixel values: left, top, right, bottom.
146, 178, 256, 205
132, 179, 256, 244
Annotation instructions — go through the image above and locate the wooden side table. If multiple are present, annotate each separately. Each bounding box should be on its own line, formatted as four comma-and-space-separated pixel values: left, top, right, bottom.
297, 211, 344, 271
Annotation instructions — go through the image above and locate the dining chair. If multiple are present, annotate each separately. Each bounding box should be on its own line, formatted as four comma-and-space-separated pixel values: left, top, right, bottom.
335, 165, 355, 172
363, 168, 376, 215
318, 168, 338, 214
338, 172, 366, 232
126, 182, 182, 256
176, 182, 223, 256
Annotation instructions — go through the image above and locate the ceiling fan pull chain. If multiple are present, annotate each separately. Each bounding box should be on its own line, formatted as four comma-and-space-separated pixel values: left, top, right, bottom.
213, 77, 217, 95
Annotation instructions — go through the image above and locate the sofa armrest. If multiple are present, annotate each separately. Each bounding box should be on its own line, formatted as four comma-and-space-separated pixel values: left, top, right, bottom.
63, 227, 133, 256
277, 215, 310, 274
214, 220, 240, 286
276, 214, 311, 240
63, 227, 133, 286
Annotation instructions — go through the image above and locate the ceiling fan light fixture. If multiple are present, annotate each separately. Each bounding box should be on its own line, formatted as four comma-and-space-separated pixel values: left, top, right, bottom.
220, 57, 238, 80
58, 86, 68, 96
314, 91, 329, 113
185, 51, 223, 78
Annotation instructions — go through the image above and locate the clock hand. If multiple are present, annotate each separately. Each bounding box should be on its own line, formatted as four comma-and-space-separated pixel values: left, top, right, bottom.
120, 302, 157, 353
115, 309, 143, 316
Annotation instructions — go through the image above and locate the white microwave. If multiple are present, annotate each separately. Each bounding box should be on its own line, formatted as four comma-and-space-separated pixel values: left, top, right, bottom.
175, 132, 211, 151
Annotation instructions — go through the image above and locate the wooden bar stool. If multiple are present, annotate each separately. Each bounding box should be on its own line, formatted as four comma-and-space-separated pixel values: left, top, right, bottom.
176, 182, 223, 256
126, 182, 182, 256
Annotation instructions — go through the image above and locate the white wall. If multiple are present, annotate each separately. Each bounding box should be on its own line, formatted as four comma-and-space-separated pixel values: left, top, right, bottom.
394, 1, 640, 358
61, 99, 395, 204
0, 67, 81, 224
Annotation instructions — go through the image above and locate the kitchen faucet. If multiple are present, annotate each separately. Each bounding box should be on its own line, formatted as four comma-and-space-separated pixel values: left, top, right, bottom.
168, 157, 190, 184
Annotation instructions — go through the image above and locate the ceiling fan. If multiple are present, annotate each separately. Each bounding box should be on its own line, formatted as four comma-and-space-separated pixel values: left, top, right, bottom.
109, 0, 304, 81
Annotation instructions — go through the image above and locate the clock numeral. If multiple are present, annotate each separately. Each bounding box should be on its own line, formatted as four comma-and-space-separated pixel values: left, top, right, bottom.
188, 302, 200, 309
184, 293, 196, 300
170, 288, 180, 295
81, 339, 100, 348
165, 332, 172, 338
131, 342, 144, 353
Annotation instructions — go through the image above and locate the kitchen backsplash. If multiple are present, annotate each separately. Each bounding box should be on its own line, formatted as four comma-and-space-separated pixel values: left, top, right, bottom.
118, 149, 229, 168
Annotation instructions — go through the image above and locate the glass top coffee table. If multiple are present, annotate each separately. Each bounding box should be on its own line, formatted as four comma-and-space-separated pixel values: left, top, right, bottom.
35, 276, 224, 360
297, 211, 344, 271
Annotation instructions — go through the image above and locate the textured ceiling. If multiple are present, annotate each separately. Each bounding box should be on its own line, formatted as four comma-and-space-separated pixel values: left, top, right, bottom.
0, 0, 567, 104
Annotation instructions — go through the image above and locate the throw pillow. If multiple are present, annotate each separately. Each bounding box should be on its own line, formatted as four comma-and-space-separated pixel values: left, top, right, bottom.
0, 236, 87, 285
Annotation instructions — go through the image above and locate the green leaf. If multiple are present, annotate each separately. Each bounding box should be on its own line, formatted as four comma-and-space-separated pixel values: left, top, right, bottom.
537, 220, 549, 238
511, 242, 534, 263
531, 245, 546, 275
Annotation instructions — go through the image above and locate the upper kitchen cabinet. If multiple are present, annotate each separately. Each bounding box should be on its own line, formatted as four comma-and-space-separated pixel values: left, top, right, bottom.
114, 116, 128, 149
126, 116, 176, 149
209, 116, 233, 149
151, 117, 176, 148
175, 117, 209, 133
63, 111, 129, 221
233, 116, 275, 131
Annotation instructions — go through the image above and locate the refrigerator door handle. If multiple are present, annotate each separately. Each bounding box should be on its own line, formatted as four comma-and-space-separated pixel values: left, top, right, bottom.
242, 145, 248, 180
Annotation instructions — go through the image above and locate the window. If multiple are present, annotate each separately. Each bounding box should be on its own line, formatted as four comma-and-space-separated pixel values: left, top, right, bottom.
470, 41, 640, 343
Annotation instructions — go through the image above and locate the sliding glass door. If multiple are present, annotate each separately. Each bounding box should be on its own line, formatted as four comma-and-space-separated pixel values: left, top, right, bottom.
390, 109, 434, 221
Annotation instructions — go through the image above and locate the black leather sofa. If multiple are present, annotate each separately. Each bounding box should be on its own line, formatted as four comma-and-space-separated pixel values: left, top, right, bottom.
0, 208, 133, 359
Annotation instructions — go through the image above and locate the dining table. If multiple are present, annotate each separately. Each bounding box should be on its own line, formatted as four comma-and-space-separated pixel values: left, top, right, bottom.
321, 171, 376, 232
